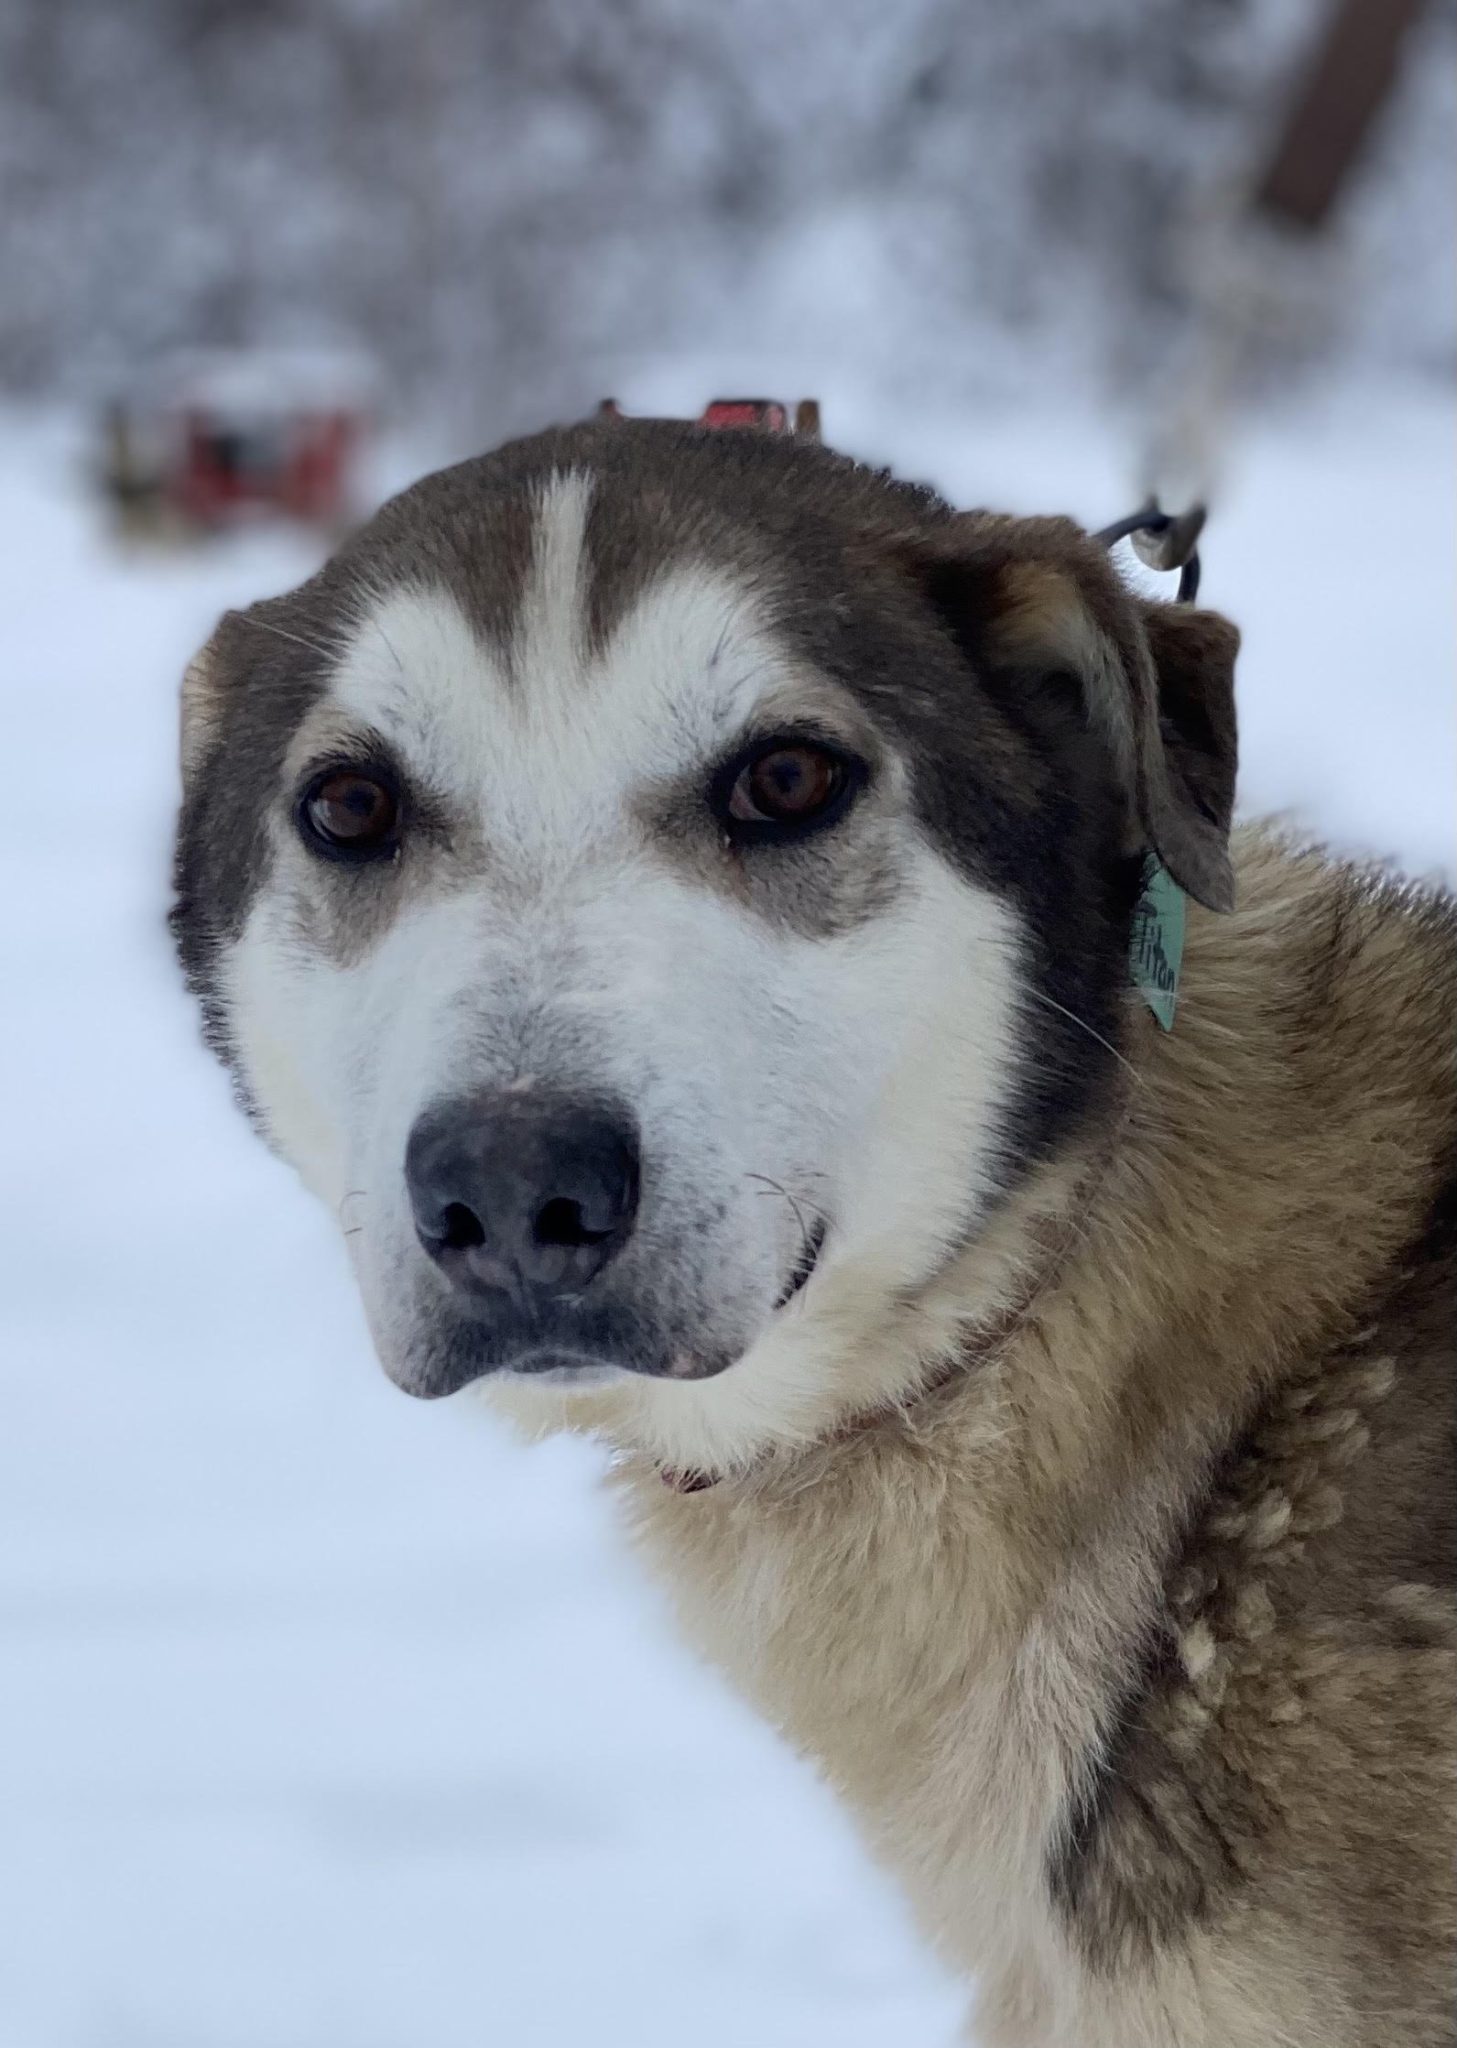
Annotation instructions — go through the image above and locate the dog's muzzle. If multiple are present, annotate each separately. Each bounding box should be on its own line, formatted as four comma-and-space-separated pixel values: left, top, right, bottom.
387, 1081, 819, 1400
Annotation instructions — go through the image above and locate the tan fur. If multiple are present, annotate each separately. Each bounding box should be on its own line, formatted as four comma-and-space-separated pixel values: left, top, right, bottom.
509, 829, 1456, 2046
179, 643, 220, 778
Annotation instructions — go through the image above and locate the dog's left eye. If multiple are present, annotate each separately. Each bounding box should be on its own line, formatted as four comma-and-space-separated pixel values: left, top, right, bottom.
719, 739, 861, 841
297, 767, 400, 862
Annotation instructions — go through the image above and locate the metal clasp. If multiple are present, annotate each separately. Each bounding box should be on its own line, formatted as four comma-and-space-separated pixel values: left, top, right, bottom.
1094, 500, 1207, 604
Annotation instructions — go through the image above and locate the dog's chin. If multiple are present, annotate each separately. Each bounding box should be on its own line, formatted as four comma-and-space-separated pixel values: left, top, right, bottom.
492, 1342, 744, 1388
496, 1356, 637, 1390
382, 1316, 749, 1401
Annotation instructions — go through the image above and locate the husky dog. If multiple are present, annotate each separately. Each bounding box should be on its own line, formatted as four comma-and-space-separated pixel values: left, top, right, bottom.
173, 422, 1454, 2047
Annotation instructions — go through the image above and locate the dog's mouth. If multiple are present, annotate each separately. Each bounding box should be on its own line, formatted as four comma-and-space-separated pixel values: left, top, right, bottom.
773, 1215, 827, 1312
395, 1209, 830, 1399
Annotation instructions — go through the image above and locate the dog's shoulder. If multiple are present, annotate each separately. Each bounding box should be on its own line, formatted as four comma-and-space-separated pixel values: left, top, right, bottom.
1052, 839, 1455, 2032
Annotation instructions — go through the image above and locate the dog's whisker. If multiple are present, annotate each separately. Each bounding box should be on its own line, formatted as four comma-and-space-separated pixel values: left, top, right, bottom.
744, 1172, 825, 1278
750, 1186, 834, 1231
372, 616, 406, 681
247, 614, 340, 664
1024, 988, 1143, 1085
743, 1172, 832, 1224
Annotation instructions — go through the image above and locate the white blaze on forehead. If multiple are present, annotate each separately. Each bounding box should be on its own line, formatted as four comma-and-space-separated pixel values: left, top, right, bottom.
516, 470, 590, 686
317, 468, 787, 866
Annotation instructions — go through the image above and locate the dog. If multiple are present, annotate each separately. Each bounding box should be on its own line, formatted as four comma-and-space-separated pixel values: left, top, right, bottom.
172, 419, 1455, 2046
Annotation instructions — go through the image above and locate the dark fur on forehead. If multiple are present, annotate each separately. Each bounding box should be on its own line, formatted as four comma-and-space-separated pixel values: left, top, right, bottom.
327, 418, 957, 668
344, 416, 948, 564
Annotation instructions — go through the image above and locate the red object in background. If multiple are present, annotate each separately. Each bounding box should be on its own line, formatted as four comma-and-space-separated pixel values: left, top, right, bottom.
100, 349, 377, 537
175, 404, 359, 528
596, 396, 820, 440
698, 399, 789, 432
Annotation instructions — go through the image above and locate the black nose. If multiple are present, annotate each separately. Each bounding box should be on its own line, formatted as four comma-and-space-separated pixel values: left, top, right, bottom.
405, 1092, 640, 1304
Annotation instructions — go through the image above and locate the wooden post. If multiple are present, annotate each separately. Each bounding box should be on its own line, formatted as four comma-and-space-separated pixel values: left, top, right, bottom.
1250, 0, 1429, 234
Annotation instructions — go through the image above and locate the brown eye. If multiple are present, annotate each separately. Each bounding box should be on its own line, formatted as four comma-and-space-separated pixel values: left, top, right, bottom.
725, 742, 855, 836
298, 768, 400, 861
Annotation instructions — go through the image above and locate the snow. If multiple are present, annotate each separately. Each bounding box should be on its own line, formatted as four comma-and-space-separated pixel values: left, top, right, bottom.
1, 385, 1451, 2048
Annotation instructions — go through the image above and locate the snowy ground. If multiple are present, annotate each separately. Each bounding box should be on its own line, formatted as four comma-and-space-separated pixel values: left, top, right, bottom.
1, 384, 1451, 2048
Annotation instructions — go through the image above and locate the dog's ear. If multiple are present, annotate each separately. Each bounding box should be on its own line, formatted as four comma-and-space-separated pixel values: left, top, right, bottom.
902, 514, 1240, 912
179, 627, 225, 788
1133, 593, 1240, 909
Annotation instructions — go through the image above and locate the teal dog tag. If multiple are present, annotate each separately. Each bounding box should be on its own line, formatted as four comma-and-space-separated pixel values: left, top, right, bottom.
1129, 856, 1185, 1030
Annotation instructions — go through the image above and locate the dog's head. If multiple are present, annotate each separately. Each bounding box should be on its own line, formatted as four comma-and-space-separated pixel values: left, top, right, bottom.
173, 422, 1236, 1468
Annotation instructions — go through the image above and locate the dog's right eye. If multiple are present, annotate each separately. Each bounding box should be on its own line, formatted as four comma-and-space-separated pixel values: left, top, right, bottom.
297, 767, 401, 862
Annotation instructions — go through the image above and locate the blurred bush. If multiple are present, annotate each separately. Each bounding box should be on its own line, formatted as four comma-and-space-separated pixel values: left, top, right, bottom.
0, 0, 1451, 438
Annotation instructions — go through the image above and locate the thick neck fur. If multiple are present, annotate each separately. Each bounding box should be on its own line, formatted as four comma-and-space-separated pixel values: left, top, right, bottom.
486, 829, 1455, 2043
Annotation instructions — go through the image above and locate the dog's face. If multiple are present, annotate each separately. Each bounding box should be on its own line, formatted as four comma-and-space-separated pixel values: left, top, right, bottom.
174, 423, 1236, 1463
